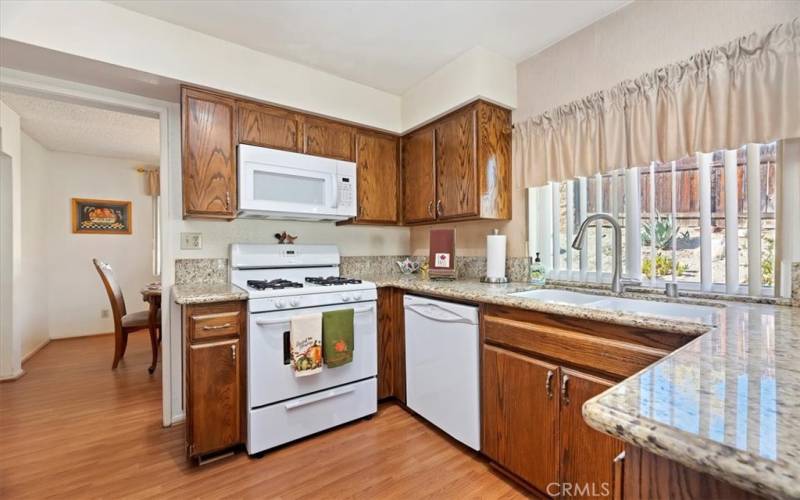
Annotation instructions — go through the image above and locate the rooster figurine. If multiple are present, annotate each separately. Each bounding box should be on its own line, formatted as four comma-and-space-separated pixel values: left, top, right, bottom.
274, 231, 298, 244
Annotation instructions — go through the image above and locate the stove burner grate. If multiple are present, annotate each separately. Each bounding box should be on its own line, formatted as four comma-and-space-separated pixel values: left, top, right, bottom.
246, 279, 304, 290
305, 276, 363, 286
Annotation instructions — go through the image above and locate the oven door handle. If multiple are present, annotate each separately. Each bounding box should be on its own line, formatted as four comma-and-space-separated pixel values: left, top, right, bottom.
284, 385, 355, 410
254, 304, 374, 326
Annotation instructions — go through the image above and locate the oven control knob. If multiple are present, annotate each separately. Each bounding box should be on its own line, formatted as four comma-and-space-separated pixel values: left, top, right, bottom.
341, 294, 352, 302
274, 299, 286, 309
289, 298, 300, 307
353, 292, 362, 300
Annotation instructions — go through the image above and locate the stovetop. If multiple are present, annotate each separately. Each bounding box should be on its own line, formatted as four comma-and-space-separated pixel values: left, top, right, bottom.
229, 244, 375, 302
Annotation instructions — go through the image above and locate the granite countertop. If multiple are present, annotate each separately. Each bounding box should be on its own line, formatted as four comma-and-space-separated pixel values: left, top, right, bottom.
357, 273, 800, 499
172, 283, 248, 305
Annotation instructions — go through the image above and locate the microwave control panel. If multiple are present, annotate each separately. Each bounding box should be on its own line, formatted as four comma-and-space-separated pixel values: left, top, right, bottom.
337, 176, 355, 209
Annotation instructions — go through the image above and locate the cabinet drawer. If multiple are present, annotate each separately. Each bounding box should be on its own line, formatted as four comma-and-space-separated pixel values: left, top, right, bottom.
188, 303, 243, 342
483, 314, 669, 379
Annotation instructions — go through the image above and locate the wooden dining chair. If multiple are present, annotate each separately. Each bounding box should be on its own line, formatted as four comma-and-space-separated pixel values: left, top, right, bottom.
93, 259, 159, 373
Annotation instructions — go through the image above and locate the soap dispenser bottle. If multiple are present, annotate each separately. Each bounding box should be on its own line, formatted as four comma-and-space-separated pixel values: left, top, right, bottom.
528, 252, 546, 285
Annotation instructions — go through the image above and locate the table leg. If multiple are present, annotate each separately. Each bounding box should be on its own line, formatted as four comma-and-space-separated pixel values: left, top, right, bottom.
147, 298, 159, 374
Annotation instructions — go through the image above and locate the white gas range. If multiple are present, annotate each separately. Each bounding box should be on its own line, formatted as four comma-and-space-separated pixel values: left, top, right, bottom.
230, 244, 378, 455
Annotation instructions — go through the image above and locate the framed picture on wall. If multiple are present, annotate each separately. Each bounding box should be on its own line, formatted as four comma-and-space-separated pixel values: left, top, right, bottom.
71, 198, 132, 235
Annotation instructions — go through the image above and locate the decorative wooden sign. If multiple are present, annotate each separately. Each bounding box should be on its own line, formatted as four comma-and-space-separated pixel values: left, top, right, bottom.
72, 198, 132, 235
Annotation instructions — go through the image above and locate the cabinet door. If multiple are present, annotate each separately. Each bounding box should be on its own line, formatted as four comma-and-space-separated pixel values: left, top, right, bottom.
435, 108, 477, 219
355, 131, 399, 224
482, 345, 560, 492
182, 88, 237, 219
561, 369, 623, 499
188, 338, 241, 456
303, 116, 355, 161
377, 287, 405, 401
237, 101, 301, 152
475, 101, 512, 219
401, 127, 436, 223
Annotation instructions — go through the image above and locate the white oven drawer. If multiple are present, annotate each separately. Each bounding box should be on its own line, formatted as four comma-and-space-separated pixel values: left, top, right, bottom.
247, 377, 376, 454
248, 302, 377, 408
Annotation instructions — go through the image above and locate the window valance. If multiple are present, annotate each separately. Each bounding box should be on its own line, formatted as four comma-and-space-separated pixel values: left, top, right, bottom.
513, 18, 800, 188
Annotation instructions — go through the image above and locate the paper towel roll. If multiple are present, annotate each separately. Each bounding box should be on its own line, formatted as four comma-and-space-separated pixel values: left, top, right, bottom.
486, 233, 507, 279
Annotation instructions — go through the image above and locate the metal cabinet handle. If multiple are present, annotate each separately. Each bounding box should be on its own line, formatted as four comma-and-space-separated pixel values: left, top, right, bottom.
561, 374, 570, 405
225, 191, 231, 211
203, 323, 232, 331
545, 370, 554, 399
231, 344, 236, 361
436, 199, 443, 216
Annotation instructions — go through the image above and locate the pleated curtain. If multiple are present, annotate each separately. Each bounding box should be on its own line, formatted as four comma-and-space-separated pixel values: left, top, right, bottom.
513, 18, 800, 187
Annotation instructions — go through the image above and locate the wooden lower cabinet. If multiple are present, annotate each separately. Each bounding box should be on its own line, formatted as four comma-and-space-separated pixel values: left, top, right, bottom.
621, 445, 763, 500
187, 338, 242, 456
377, 287, 405, 402
482, 345, 560, 493
184, 301, 246, 459
479, 305, 715, 498
560, 369, 623, 499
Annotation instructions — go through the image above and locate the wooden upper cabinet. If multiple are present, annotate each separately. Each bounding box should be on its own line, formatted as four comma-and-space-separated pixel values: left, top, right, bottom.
400, 100, 511, 225
303, 116, 356, 161
237, 101, 301, 152
482, 345, 560, 492
182, 87, 238, 219
560, 369, 623, 500
435, 108, 477, 219
475, 101, 512, 219
354, 131, 399, 224
402, 126, 436, 224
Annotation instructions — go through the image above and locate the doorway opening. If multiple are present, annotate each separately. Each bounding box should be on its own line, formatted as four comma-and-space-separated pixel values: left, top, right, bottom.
0, 88, 165, 414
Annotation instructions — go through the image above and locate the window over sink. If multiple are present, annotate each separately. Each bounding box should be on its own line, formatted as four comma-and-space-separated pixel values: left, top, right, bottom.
527, 140, 800, 298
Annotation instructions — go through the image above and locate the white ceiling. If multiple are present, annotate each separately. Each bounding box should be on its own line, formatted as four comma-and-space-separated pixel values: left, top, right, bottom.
109, 0, 628, 95
0, 91, 160, 164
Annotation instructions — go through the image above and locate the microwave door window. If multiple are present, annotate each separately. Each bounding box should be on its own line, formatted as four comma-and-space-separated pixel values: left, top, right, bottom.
253, 171, 327, 207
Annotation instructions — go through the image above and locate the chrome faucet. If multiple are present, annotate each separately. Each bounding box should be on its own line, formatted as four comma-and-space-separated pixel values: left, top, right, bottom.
572, 213, 639, 294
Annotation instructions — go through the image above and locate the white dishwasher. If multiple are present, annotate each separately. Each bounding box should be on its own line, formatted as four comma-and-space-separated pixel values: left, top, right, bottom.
404, 294, 480, 450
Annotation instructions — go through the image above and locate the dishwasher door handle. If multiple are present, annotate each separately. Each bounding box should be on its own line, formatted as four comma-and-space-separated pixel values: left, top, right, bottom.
405, 303, 475, 324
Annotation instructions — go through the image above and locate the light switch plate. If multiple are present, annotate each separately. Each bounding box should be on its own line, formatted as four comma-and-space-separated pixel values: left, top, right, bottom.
181, 232, 202, 250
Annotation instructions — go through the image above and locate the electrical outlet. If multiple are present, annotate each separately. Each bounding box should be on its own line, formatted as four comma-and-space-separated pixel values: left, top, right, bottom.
181, 232, 202, 250
101, 309, 109, 319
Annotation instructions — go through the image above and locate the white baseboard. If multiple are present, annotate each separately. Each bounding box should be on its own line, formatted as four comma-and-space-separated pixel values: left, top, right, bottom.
49, 331, 113, 340
170, 412, 185, 426
0, 368, 25, 382
22, 338, 50, 364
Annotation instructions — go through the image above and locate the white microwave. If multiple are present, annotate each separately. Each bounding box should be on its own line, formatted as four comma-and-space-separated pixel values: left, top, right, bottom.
237, 144, 357, 221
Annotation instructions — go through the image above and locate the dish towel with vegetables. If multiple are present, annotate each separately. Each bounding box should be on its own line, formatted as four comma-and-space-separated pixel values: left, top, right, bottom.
322, 309, 354, 368
290, 313, 323, 377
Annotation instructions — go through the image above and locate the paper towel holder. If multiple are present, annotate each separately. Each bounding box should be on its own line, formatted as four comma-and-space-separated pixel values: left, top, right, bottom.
481, 228, 509, 283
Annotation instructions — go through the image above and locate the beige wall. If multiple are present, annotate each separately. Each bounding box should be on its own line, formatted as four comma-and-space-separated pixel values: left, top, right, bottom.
16, 137, 159, 340
410, 0, 800, 258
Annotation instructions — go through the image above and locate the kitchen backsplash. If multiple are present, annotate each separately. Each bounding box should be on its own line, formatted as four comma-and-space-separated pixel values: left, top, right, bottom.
175, 258, 228, 285
340, 255, 529, 282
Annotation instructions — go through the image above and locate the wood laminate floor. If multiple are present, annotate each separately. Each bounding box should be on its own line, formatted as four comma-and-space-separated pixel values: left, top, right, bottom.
0, 333, 526, 499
